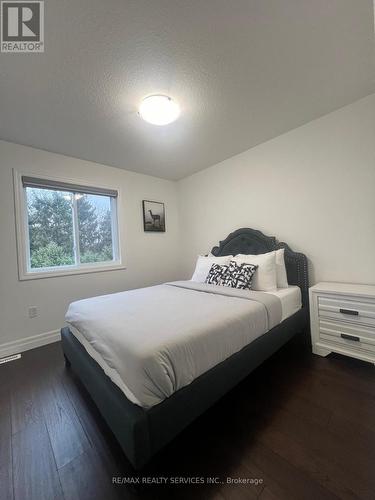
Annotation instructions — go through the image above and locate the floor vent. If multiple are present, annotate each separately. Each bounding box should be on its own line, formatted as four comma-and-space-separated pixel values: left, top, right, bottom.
0, 353, 22, 364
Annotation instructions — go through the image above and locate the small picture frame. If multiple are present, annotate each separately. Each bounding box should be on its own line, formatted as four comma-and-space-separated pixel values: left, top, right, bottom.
142, 200, 166, 232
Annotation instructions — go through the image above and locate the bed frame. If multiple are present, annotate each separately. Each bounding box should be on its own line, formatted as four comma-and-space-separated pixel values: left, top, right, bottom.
61, 228, 309, 469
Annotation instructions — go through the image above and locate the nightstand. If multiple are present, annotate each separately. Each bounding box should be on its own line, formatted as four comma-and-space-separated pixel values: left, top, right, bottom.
309, 282, 375, 364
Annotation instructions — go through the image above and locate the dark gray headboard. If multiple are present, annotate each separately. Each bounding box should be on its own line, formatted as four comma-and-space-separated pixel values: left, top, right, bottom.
211, 228, 309, 308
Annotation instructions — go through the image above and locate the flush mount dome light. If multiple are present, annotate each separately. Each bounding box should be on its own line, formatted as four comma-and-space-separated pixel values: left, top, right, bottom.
139, 95, 180, 125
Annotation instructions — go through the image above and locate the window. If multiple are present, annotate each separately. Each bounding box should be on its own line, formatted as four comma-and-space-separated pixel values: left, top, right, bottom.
15, 173, 123, 279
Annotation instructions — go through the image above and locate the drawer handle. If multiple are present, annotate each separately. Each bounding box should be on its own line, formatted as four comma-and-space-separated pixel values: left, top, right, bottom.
341, 333, 360, 342
339, 308, 359, 316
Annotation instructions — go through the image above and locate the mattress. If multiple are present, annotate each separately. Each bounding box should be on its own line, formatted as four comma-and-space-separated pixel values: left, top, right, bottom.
265, 285, 301, 321
66, 282, 300, 408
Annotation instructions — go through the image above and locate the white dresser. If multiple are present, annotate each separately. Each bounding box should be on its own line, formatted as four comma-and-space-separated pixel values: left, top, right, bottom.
309, 282, 375, 364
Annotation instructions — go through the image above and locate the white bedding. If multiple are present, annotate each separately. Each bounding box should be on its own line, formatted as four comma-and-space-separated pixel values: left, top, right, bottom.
66, 282, 300, 408
265, 285, 301, 321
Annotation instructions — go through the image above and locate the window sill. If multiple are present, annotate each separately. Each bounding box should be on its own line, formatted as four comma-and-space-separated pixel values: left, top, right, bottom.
19, 262, 126, 281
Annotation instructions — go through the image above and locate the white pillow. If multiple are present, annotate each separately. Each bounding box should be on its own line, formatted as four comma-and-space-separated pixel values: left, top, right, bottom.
233, 252, 277, 291
191, 255, 233, 282
275, 248, 288, 288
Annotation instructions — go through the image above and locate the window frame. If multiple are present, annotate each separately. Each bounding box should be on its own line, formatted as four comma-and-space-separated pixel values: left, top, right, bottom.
13, 169, 125, 280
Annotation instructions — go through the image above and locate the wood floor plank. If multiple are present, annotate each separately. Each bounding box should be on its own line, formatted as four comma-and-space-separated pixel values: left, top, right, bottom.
10, 379, 44, 435
58, 448, 123, 500
328, 410, 375, 451
252, 406, 375, 499
235, 443, 295, 500
247, 381, 332, 428
39, 377, 91, 469
252, 418, 360, 499
310, 353, 375, 392
164, 487, 226, 500
59, 369, 129, 474
258, 486, 283, 500
242, 441, 339, 500
0, 386, 12, 465
240, 464, 291, 500
0, 465, 13, 500
12, 421, 64, 500
218, 463, 263, 500
0, 385, 13, 500
268, 366, 375, 434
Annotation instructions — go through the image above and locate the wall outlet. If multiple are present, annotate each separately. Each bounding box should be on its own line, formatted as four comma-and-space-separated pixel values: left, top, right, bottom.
28, 306, 38, 319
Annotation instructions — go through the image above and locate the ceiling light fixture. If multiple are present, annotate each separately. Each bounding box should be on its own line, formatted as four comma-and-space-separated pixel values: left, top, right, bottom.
139, 95, 180, 125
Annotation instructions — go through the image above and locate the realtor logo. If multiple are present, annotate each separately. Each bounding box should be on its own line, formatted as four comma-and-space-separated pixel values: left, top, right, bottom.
1, 1, 44, 52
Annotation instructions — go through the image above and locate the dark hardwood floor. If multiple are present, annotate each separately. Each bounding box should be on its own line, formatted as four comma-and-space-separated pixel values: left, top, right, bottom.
1, 333, 375, 500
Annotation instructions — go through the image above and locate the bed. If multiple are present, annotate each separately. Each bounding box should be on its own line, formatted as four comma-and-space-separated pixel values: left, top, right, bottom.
61, 227, 309, 469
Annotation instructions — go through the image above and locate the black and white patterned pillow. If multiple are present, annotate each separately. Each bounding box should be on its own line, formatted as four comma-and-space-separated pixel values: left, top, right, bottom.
205, 263, 229, 285
205, 261, 257, 290
222, 260, 258, 290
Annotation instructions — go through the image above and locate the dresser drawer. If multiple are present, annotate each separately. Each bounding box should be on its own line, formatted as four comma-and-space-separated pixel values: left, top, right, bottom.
310, 283, 375, 363
319, 318, 375, 354
318, 295, 375, 328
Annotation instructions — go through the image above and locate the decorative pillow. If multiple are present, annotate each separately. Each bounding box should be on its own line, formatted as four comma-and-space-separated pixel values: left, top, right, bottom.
222, 260, 258, 290
205, 263, 229, 285
275, 248, 288, 288
233, 252, 277, 291
205, 261, 258, 290
191, 254, 233, 282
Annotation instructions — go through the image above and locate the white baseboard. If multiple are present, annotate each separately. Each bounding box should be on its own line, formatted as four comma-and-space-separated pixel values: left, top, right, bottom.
0, 329, 61, 359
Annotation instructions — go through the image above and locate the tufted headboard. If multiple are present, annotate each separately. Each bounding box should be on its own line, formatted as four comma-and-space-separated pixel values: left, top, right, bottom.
210, 228, 309, 308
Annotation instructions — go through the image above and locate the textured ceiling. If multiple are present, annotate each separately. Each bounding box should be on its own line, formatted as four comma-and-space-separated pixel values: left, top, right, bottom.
0, 0, 374, 180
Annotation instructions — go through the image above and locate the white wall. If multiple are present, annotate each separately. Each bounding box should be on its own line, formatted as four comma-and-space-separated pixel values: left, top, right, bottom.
0, 141, 180, 352
178, 94, 375, 286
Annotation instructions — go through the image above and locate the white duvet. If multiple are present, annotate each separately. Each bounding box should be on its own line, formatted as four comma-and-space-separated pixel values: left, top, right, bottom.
65, 281, 283, 408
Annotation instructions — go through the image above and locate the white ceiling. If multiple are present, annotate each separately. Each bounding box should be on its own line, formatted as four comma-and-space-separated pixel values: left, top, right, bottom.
0, 0, 374, 180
